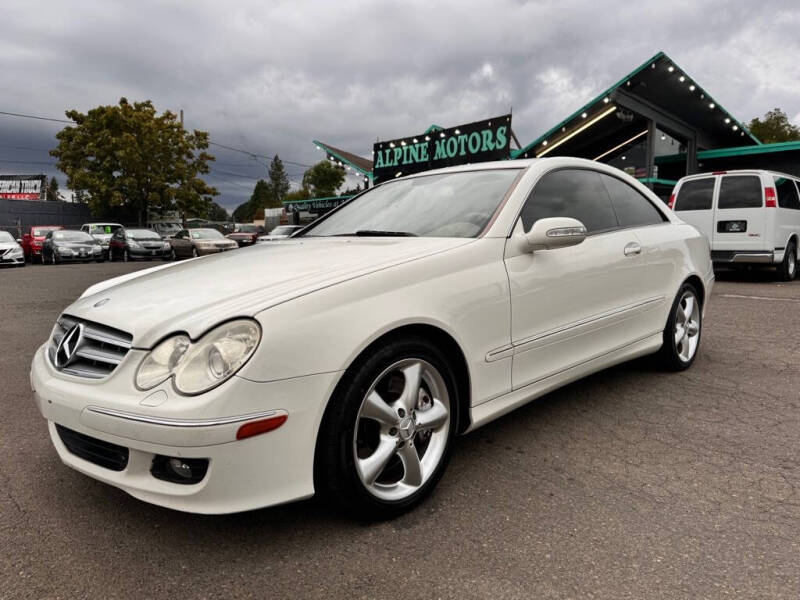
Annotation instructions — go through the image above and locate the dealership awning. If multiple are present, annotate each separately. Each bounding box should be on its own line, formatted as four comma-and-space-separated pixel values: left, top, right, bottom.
313, 140, 374, 181
512, 51, 759, 181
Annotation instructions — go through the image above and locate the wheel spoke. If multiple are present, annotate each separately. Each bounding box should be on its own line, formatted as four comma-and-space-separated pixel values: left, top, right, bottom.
674, 325, 685, 345
358, 436, 397, 485
415, 399, 449, 431
682, 297, 695, 323
395, 362, 422, 413
360, 390, 398, 426
398, 444, 423, 487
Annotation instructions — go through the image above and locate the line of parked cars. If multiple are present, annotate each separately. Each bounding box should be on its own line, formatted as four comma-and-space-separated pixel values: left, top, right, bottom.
2, 222, 304, 267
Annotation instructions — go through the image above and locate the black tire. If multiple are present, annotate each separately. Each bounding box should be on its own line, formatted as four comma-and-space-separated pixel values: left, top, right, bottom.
778, 242, 797, 282
659, 282, 702, 371
314, 335, 459, 520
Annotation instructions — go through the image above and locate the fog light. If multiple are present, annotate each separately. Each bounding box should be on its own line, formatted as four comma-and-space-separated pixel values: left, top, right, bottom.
151, 455, 209, 485
168, 458, 193, 479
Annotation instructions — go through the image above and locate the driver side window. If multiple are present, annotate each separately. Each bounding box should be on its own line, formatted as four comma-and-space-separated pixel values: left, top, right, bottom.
520, 169, 618, 234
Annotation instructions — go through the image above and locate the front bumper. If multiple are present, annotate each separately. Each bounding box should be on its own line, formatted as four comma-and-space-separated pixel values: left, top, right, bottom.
0, 253, 25, 266
196, 245, 237, 256
56, 251, 103, 261
30, 344, 341, 514
128, 247, 171, 259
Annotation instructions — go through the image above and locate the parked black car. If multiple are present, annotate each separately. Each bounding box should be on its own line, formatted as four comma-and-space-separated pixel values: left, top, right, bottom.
109, 227, 172, 261
42, 230, 104, 264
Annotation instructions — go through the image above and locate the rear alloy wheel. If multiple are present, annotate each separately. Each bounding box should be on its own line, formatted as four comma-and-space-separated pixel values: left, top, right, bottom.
660, 283, 701, 371
778, 243, 796, 282
192, 247, 199, 258
123, 249, 130, 262
315, 337, 458, 520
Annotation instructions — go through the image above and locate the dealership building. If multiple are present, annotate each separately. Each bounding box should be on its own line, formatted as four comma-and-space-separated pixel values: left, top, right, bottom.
303, 51, 800, 212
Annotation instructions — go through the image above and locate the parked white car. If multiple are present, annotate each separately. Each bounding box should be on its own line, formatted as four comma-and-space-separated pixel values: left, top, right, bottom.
670, 169, 800, 280
30, 158, 713, 518
255, 225, 304, 243
0, 230, 25, 267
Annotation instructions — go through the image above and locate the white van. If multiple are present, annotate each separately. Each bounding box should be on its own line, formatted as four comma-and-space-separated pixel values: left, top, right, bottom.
670, 170, 800, 280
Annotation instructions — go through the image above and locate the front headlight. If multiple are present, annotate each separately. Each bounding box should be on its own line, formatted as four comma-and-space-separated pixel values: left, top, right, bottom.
163, 242, 171, 249
8, 248, 23, 257
129, 240, 142, 248
93, 246, 101, 254
135, 320, 261, 395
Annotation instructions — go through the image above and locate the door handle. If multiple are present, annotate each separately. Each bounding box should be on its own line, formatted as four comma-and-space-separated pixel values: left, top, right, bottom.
623, 242, 642, 256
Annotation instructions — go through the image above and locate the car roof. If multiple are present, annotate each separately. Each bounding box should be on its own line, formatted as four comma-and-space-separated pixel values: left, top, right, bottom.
677, 169, 800, 183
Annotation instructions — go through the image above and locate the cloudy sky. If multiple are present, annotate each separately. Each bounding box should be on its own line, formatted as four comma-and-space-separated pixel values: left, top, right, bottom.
2, 0, 799, 212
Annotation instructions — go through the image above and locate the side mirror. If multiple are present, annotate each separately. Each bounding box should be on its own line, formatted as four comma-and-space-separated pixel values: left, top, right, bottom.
15, 239, 22, 244
524, 217, 587, 252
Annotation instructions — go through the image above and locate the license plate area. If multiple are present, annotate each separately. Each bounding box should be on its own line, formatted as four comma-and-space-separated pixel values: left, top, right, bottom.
717, 220, 747, 233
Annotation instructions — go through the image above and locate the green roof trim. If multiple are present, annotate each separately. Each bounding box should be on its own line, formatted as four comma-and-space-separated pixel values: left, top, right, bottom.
655, 140, 800, 165
313, 140, 373, 180
512, 50, 759, 159
425, 124, 444, 133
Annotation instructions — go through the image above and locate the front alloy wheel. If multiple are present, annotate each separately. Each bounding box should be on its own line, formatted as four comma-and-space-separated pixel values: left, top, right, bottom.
315, 336, 458, 519
354, 359, 450, 501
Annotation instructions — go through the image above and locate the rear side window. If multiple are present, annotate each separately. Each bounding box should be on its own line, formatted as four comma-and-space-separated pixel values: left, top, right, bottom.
600, 174, 666, 227
521, 169, 618, 234
774, 176, 800, 210
718, 176, 762, 209
674, 178, 714, 211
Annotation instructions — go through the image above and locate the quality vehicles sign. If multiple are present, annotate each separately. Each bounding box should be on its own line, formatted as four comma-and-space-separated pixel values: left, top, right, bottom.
372, 114, 511, 184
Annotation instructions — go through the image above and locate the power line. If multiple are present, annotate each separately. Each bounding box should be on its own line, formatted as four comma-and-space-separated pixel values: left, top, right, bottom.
1, 107, 316, 171
0, 110, 71, 124
0, 159, 56, 166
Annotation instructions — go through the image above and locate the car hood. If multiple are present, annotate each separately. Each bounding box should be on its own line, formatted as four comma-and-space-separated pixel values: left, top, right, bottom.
65, 237, 472, 348
0, 242, 21, 251
55, 241, 98, 248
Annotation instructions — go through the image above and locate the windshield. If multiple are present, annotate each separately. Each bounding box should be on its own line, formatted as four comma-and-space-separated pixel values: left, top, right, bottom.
33, 227, 58, 237
269, 226, 299, 236
89, 224, 121, 235
154, 223, 181, 234
191, 229, 223, 239
0, 231, 15, 243
53, 231, 94, 242
128, 229, 161, 240
303, 169, 521, 238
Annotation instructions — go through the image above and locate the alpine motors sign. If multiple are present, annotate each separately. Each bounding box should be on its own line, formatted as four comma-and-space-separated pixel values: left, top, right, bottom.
0, 175, 46, 201
372, 114, 512, 184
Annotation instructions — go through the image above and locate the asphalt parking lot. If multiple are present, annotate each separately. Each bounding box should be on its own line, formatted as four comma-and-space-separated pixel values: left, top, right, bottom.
2, 261, 800, 599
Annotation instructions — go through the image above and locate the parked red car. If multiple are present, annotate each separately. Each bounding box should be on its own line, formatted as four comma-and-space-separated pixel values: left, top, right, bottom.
226, 224, 265, 247
21, 226, 63, 263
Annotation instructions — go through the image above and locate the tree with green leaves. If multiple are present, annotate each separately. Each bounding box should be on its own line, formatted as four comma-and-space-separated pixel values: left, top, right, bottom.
207, 201, 229, 221
266, 155, 291, 208
51, 98, 218, 225
748, 108, 800, 144
302, 161, 345, 197
233, 179, 270, 222
46, 176, 60, 201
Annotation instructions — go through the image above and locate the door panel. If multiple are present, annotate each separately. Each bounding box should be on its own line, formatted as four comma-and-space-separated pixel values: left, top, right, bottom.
506, 228, 656, 390
712, 174, 767, 251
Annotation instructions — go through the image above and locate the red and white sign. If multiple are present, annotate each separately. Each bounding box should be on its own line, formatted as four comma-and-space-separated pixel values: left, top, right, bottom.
0, 176, 45, 201
0, 192, 40, 200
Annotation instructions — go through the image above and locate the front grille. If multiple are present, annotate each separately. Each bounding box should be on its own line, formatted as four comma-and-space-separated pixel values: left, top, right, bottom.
56, 424, 129, 471
48, 314, 132, 379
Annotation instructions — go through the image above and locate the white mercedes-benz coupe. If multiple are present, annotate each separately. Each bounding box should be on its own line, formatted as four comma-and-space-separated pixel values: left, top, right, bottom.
30, 157, 713, 518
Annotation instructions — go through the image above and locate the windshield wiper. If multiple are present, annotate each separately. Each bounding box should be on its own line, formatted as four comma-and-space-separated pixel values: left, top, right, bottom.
353, 230, 418, 237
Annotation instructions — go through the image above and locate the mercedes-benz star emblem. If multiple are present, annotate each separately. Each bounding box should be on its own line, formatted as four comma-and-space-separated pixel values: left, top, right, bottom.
55, 324, 84, 368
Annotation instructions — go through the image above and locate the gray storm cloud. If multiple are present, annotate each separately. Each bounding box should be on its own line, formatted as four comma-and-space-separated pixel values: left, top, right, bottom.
1, 0, 798, 211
